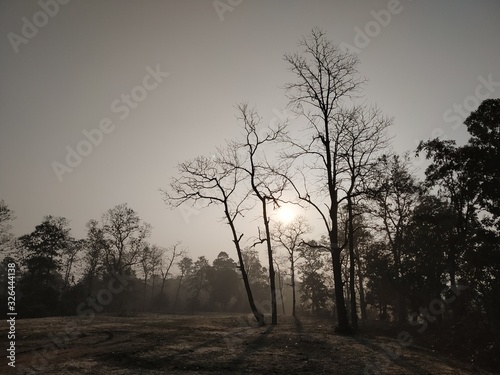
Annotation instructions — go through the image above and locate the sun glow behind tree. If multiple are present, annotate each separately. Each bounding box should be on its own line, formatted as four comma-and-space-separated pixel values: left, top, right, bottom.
274, 204, 297, 224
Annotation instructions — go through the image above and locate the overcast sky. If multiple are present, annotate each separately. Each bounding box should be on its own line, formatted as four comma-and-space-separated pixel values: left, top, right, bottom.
1, 0, 499, 262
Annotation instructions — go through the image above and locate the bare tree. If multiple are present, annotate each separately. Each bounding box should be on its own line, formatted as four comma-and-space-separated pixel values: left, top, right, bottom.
173, 256, 193, 312
158, 242, 185, 297
337, 105, 392, 328
272, 215, 311, 317
0, 200, 15, 253
139, 244, 162, 311
83, 219, 107, 295
163, 147, 265, 325
234, 103, 288, 325
62, 239, 83, 291
282, 28, 365, 332
101, 203, 151, 275
273, 254, 288, 315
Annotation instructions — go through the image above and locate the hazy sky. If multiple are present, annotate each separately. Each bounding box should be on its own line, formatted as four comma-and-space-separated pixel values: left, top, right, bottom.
1, 0, 499, 262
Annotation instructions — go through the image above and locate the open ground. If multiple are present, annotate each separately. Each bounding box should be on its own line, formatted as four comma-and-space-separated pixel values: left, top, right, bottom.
6, 313, 497, 375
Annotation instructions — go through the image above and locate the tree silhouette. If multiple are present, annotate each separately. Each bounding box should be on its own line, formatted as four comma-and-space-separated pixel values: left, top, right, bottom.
272, 215, 311, 317
163, 147, 265, 325
282, 28, 365, 332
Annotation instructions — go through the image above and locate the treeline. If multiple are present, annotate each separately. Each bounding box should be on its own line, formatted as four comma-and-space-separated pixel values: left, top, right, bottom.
0, 203, 291, 318
0, 200, 346, 319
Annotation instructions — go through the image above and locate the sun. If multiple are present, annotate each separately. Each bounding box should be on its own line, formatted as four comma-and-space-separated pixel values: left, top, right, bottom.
276, 205, 296, 224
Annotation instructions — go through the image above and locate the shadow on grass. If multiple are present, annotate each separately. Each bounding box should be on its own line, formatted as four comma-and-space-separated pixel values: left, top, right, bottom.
227, 325, 275, 368
348, 335, 430, 375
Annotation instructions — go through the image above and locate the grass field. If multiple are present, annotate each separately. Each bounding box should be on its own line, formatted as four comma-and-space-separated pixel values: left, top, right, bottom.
5, 313, 497, 374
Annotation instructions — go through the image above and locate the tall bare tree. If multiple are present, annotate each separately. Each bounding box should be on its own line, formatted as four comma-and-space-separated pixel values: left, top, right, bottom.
282, 28, 365, 332
163, 147, 265, 325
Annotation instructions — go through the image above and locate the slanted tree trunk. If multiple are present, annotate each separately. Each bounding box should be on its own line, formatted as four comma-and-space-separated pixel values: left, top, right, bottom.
262, 200, 278, 325
227, 209, 265, 326
291, 260, 296, 317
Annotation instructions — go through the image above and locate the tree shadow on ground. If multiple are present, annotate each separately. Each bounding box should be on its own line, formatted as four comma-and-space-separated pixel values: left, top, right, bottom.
348, 335, 430, 375
227, 325, 275, 368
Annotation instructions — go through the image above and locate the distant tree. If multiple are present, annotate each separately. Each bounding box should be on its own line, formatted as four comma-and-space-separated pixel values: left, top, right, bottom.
400, 195, 453, 313
364, 241, 395, 320
82, 219, 107, 295
271, 215, 311, 317
61, 238, 83, 291
186, 256, 212, 311
367, 154, 423, 324
241, 247, 269, 303
147, 244, 163, 309
18, 216, 73, 317
352, 225, 372, 321
100, 203, 151, 275
173, 256, 193, 312
273, 254, 288, 315
158, 242, 185, 298
0, 200, 15, 253
210, 251, 240, 309
299, 244, 330, 317
138, 244, 162, 311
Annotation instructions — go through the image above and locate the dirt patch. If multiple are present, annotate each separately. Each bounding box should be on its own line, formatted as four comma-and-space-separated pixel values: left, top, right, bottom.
5, 314, 496, 374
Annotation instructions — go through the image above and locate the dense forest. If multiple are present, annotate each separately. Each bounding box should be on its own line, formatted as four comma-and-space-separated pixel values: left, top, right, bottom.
1, 29, 499, 370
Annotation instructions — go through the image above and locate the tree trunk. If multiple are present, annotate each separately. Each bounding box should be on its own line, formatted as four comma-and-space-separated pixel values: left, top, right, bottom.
291, 260, 296, 318
356, 260, 367, 320
173, 274, 184, 313
143, 275, 148, 312
277, 270, 286, 315
331, 245, 350, 332
347, 197, 358, 329
151, 273, 156, 311
330, 196, 351, 332
226, 209, 264, 326
394, 246, 406, 325
262, 200, 278, 325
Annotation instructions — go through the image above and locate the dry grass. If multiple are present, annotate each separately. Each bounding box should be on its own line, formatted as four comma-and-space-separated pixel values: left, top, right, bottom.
6, 313, 496, 374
